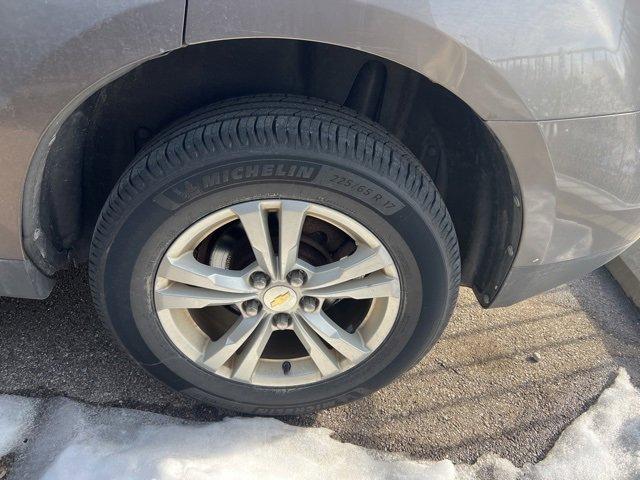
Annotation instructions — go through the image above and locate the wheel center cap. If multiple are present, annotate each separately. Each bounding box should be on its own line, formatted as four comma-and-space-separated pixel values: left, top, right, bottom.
263, 285, 298, 312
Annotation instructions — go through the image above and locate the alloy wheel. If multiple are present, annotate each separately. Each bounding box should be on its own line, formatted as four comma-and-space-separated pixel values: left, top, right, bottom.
154, 199, 401, 387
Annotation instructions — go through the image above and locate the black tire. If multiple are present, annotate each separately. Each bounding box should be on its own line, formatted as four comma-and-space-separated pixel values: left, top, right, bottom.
89, 94, 460, 415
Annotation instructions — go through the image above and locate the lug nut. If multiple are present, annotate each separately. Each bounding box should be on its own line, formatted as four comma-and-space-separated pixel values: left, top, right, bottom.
242, 299, 261, 317
273, 313, 292, 330
300, 296, 319, 313
287, 270, 306, 288
250, 271, 270, 289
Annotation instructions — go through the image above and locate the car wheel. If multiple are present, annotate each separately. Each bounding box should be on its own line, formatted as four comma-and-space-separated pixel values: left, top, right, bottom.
89, 94, 460, 414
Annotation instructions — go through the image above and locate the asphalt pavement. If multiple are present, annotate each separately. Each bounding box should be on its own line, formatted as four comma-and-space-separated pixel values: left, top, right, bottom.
0, 267, 638, 466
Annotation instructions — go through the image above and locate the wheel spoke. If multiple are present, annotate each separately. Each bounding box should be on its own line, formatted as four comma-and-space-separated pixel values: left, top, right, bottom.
299, 310, 369, 362
201, 312, 265, 371
231, 316, 274, 382
292, 315, 341, 376
304, 246, 393, 290
154, 284, 254, 310
231, 202, 276, 278
278, 200, 308, 278
157, 252, 253, 293
305, 272, 399, 299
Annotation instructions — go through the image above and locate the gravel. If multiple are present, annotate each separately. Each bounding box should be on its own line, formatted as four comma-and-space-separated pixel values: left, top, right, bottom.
0, 266, 638, 466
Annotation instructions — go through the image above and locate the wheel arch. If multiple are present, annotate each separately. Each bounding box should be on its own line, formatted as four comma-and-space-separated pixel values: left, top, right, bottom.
22, 36, 525, 306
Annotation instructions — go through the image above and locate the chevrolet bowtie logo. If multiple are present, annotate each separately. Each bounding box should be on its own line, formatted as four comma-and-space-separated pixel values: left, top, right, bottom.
270, 291, 291, 309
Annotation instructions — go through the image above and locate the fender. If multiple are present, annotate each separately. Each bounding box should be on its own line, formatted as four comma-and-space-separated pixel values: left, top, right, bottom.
186, 0, 640, 121
186, 0, 533, 122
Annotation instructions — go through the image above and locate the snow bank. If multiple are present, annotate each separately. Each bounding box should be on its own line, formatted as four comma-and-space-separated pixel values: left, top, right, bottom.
518, 368, 640, 480
2, 369, 639, 480
18, 404, 455, 480
0, 395, 38, 457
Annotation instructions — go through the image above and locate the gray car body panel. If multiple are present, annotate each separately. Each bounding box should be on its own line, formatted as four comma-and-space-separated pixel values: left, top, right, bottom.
0, 0, 639, 306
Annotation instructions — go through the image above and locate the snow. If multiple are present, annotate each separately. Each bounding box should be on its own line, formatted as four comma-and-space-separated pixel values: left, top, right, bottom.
516, 368, 640, 480
2, 369, 639, 480
0, 395, 39, 457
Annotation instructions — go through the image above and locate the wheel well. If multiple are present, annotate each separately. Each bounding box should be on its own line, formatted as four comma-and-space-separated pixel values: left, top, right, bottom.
25, 38, 521, 305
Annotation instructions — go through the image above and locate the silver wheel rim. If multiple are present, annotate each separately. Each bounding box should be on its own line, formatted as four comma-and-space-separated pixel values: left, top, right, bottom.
154, 199, 400, 387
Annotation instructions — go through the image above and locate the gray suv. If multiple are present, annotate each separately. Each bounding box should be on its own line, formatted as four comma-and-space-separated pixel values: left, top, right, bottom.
1, 1, 639, 414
